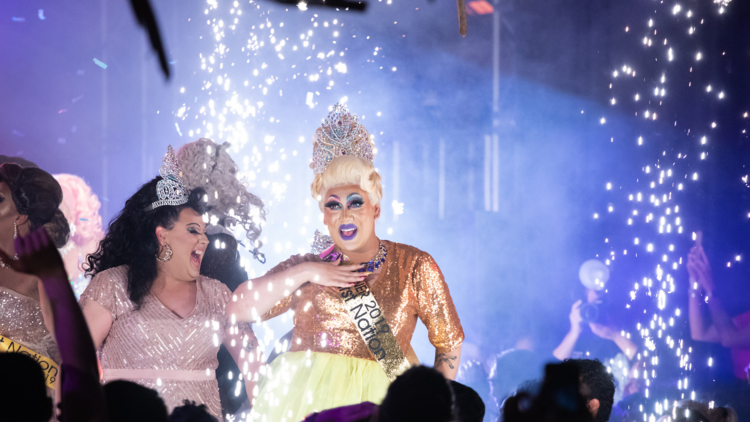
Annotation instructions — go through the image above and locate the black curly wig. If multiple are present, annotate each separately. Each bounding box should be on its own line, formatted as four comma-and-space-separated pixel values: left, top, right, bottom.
84, 176, 207, 308
0, 163, 70, 248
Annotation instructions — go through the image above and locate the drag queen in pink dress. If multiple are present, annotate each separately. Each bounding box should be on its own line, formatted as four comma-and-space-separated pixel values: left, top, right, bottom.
80, 147, 239, 420
81, 146, 354, 420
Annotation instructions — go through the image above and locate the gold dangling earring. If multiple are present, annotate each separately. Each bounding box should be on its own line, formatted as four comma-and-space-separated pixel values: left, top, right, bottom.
156, 243, 173, 262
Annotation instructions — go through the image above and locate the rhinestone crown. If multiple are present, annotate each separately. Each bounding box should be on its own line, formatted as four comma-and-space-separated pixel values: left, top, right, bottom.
311, 229, 335, 255
311, 104, 374, 175
148, 145, 190, 211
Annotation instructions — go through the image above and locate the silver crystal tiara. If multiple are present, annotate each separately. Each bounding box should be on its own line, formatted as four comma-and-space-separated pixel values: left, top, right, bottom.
311, 229, 335, 255
146, 145, 190, 211
310, 103, 374, 175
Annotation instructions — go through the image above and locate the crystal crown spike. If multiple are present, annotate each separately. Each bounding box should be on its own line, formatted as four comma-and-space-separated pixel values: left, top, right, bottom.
311, 103, 374, 175
148, 145, 190, 210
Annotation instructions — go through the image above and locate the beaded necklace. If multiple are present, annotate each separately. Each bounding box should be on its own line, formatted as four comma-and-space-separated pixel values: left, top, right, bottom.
342, 242, 387, 273
0, 252, 18, 269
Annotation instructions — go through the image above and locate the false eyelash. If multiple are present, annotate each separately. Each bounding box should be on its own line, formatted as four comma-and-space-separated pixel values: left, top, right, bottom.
325, 201, 342, 209
348, 200, 365, 208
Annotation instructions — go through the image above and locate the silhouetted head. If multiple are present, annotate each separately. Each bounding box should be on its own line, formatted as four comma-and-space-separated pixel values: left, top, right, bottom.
104, 380, 168, 422
380, 365, 455, 422
169, 400, 218, 422
562, 359, 615, 422
451, 380, 485, 422
0, 353, 54, 422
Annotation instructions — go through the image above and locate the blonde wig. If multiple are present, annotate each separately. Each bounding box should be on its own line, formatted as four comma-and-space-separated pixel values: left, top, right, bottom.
311, 155, 382, 211
54, 174, 104, 246
177, 139, 266, 257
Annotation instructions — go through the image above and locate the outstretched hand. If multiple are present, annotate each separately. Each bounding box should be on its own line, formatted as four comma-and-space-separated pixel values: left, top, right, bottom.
0, 228, 67, 282
687, 245, 713, 292
569, 300, 583, 332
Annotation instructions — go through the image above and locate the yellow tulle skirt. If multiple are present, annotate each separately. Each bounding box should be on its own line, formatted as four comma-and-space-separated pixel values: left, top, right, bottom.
249, 351, 390, 422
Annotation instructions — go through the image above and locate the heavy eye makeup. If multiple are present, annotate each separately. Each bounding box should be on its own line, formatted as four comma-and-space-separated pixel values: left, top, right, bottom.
325, 195, 343, 210
187, 224, 206, 235
346, 193, 364, 209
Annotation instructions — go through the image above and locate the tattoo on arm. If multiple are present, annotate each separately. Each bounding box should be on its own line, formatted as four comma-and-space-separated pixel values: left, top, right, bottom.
239, 322, 257, 352
437, 353, 457, 369
243, 337, 257, 353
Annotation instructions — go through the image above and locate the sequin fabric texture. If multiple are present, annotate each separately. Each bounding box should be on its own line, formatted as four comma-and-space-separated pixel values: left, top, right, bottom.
311, 104, 374, 175
262, 241, 464, 360
0, 285, 60, 413
0, 286, 61, 364
79, 266, 232, 420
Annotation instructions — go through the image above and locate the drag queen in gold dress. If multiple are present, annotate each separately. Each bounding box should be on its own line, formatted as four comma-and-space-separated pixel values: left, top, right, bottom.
229, 104, 464, 421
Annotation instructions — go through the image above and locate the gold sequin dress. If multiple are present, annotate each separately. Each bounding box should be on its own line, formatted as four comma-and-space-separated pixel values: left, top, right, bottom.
79, 266, 232, 421
250, 241, 464, 421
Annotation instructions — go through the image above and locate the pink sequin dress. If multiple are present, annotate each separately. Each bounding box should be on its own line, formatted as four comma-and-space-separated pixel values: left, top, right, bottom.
79, 266, 232, 420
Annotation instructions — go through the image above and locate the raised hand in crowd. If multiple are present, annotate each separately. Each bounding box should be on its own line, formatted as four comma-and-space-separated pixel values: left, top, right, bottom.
0, 228, 107, 422
687, 231, 750, 351
687, 234, 715, 294
552, 300, 583, 360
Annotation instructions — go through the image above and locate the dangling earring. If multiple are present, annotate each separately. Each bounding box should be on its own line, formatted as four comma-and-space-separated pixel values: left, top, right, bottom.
156, 243, 173, 262
10, 223, 18, 261
2, 224, 20, 268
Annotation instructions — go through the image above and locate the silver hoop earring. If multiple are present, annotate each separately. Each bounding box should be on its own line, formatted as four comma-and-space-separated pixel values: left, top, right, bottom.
156, 243, 173, 262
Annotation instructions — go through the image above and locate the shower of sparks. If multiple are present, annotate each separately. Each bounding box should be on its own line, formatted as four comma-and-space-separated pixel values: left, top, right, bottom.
174, 1, 402, 418
597, 0, 738, 419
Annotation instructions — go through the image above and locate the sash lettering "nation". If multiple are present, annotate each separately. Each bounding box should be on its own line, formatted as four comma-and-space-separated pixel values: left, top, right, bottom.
339, 281, 410, 381
0, 334, 59, 388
